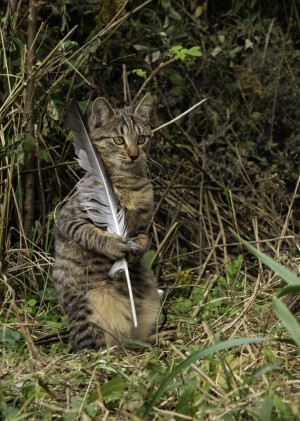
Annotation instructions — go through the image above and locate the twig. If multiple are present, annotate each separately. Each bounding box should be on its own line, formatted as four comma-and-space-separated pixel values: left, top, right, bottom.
192, 275, 219, 318
277, 174, 300, 255
6, 0, 18, 15
158, 235, 295, 264
151, 159, 184, 223
209, 191, 228, 274
152, 98, 207, 133
149, 222, 179, 269
9, 299, 44, 361
262, 18, 275, 65
21, 161, 77, 174
196, 231, 222, 284
223, 220, 263, 336
35, 376, 64, 401
0, 160, 13, 270
34, 124, 46, 247
0, 25, 78, 120
133, 57, 177, 104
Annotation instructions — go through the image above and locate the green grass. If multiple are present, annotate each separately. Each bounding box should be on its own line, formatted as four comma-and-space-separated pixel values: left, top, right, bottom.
1, 249, 300, 421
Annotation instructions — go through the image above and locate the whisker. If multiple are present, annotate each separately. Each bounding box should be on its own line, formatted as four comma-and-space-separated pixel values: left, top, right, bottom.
148, 157, 166, 175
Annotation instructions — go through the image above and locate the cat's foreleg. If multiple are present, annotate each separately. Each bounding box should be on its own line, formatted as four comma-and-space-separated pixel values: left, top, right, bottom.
56, 215, 130, 261
127, 232, 150, 264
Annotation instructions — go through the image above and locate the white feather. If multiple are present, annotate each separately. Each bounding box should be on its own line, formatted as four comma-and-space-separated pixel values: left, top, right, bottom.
78, 175, 127, 235
66, 100, 137, 327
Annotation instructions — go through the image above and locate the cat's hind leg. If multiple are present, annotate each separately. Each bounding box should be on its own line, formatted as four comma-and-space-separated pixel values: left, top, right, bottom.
133, 287, 161, 341
68, 294, 106, 352
70, 320, 105, 352
85, 287, 133, 347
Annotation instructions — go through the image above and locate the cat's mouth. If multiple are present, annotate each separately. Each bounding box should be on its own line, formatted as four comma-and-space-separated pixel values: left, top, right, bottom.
120, 156, 143, 166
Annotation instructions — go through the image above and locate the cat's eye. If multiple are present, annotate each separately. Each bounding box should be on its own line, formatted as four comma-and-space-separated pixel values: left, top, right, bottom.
113, 136, 125, 145
137, 135, 146, 145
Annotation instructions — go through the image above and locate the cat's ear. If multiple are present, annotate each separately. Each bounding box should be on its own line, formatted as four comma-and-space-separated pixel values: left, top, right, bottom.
134, 93, 152, 121
92, 97, 115, 126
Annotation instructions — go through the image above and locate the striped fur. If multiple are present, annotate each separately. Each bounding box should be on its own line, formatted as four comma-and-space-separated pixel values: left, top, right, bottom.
53, 94, 161, 352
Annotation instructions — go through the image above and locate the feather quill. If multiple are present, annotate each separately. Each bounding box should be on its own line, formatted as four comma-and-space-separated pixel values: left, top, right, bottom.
65, 100, 137, 327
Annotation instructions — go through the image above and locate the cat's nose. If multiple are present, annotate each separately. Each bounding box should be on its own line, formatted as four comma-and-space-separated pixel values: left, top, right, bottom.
129, 152, 139, 162
128, 147, 140, 162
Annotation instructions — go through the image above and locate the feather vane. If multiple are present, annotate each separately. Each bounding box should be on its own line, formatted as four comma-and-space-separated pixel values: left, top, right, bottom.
78, 179, 127, 234
65, 100, 137, 327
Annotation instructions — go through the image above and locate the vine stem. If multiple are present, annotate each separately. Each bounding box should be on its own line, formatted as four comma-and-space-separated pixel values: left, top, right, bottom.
152, 98, 207, 133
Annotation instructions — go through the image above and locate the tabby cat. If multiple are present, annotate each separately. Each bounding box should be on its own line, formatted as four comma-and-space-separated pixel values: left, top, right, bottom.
53, 93, 161, 352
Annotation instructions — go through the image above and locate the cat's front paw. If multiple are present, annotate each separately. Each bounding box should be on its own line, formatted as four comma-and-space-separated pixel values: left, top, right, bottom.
127, 240, 143, 264
105, 235, 130, 260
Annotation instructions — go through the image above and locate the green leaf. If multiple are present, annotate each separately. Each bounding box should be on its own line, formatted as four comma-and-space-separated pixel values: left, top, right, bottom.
255, 395, 273, 421
0, 327, 22, 348
10, 35, 25, 49
66, 132, 74, 141
101, 377, 127, 402
251, 364, 280, 382
272, 392, 295, 418
186, 46, 202, 57
252, 112, 262, 120
168, 7, 182, 21
277, 285, 300, 298
168, 45, 183, 59
39, 149, 50, 161
230, 230, 300, 286
172, 297, 193, 315
47, 99, 59, 121
168, 45, 202, 61
132, 69, 147, 79
39, 286, 57, 301
70, 396, 84, 410
170, 45, 183, 53
22, 134, 36, 154
175, 380, 197, 416
143, 250, 156, 265
27, 298, 37, 307
272, 298, 300, 347
143, 336, 270, 417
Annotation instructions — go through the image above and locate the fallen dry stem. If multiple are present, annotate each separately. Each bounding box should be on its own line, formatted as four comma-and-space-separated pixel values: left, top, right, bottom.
169, 342, 226, 397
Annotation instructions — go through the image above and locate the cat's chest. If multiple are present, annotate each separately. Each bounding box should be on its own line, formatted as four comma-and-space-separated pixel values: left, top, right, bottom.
114, 186, 152, 211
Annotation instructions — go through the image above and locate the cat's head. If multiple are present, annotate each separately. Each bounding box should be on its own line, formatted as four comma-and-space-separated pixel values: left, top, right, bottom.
89, 93, 153, 173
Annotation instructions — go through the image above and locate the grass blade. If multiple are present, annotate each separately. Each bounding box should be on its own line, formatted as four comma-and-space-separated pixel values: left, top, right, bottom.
230, 229, 300, 286
143, 336, 269, 417
272, 298, 300, 347
277, 285, 300, 298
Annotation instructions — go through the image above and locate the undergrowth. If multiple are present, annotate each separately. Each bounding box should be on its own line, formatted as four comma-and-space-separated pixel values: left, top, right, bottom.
1, 247, 300, 420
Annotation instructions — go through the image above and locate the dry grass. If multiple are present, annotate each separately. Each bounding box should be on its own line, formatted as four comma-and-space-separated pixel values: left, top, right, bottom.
1, 173, 300, 419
